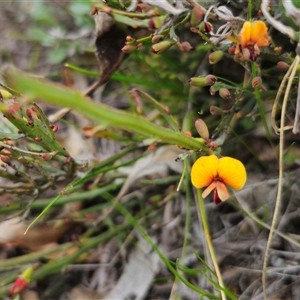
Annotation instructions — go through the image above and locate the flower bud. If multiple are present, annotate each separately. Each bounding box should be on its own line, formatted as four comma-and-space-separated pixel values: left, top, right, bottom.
210, 106, 224, 115
189, 74, 217, 87
228, 46, 236, 55
184, 131, 192, 138
195, 119, 209, 139
151, 35, 164, 44
189, 77, 206, 87
0, 155, 10, 164
209, 50, 224, 64
190, 4, 204, 27
252, 77, 262, 88
10, 266, 33, 296
0, 88, 12, 99
41, 153, 53, 161
122, 44, 138, 53
205, 74, 217, 86
219, 88, 231, 99
50, 124, 58, 132
277, 61, 290, 72
126, 36, 135, 42
179, 41, 193, 52
198, 21, 213, 33
151, 40, 174, 54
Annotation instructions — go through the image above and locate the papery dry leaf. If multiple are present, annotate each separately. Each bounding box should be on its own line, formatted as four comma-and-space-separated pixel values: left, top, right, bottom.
105, 237, 160, 299
117, 145, 183, 199
0, 217, 72, 251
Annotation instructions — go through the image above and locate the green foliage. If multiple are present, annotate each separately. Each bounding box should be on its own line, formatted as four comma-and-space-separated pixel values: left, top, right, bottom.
1, 0, 300, 298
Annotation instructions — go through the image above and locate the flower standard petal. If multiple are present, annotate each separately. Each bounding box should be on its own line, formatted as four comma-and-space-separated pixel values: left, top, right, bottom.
239, 21, 252, 48
217, 156, 247, 190
191, 155, 218, 188
250, 21, 269, 47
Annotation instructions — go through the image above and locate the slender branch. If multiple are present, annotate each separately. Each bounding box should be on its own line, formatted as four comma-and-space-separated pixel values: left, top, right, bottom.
262, 55, 300, 298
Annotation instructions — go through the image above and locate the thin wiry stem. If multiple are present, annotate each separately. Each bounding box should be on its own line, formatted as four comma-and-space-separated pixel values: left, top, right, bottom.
196, 188, 227, 300
262, 55, 300, 299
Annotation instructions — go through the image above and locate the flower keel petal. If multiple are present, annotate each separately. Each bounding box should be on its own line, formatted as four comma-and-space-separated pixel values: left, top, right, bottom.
216, 181, 230, 201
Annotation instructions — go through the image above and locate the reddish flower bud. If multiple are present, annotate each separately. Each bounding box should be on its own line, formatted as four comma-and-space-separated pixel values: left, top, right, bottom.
122, 44, 138, 53
209, 50, 224, 64
179, 41, 193, 52
210, 106, 224, 115
189, 74, 217, 88
0, 149, 11, 156
10, 266, 33, 296
219, 88, 231, 99
50, 124, 58, 132
151, 40, 175, 54
0, 155, 10, 163
252, 77, 262, 88
205, 74, 217, 86
277, 61, 290, 72
190, 4, 204, 27
195, 119, 209, 139
10, 278, 28, 295
26, 108, 33, 120
6, 103, 21, 117
126, 36, 135, 42
41, 153, 52, 161
151, 35, 164, 44
184, 131, 192, 137
198, 21, 213, 33
228, 46, 236, 55
34, 136, 42, 142
66, 156, 72, 164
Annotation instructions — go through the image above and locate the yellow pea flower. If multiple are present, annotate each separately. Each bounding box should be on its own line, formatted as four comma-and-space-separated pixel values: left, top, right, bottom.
191, 155, 247, 204
238, 20, 269, 61
239, 21, 269, 48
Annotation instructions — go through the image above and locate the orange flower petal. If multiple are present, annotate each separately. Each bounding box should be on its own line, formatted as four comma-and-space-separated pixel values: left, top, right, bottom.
239, 21, 252, 48
239, 20, 269, 48
250, 21, 269, 47
191, 155, 218, 188
202, 182, 217, 199
217, 156, 247, 190
215, 181, 230, 201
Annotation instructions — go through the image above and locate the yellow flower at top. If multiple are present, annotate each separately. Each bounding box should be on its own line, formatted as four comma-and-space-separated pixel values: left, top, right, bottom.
237, 20, 269, 61
239, 21, 269, 48
191, 155, 247, 204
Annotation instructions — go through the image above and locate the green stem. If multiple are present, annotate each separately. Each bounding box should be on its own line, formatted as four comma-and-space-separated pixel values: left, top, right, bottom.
103, 192, 219, 299
196, 188, 227, 300
5, 69, 211, 153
